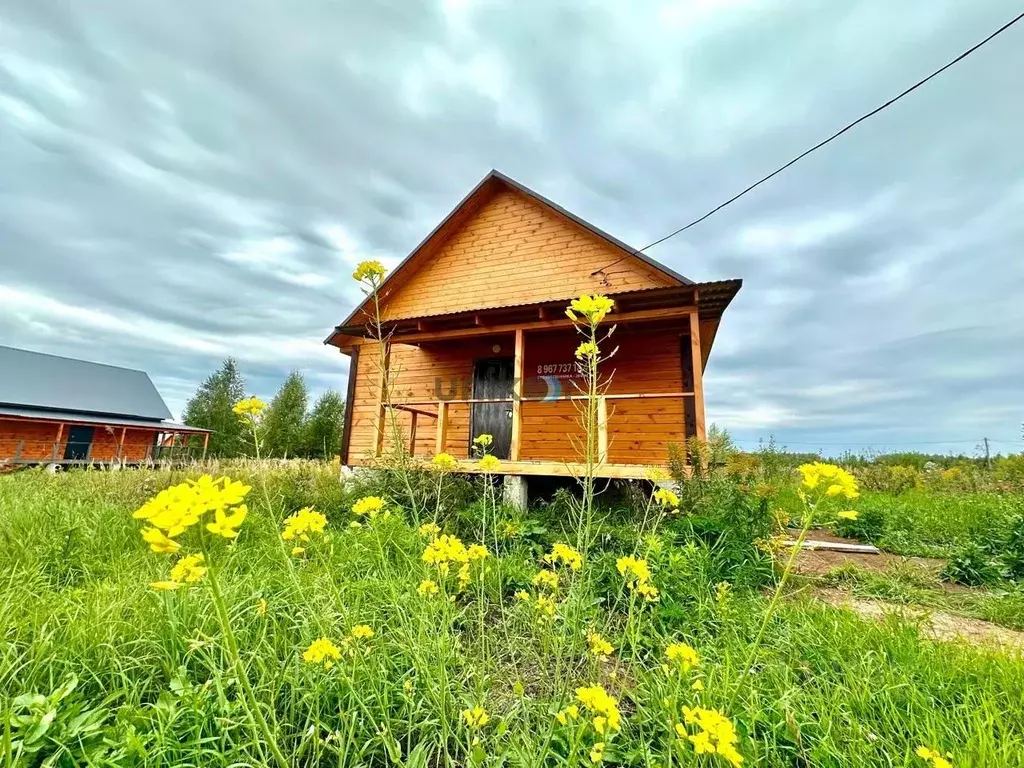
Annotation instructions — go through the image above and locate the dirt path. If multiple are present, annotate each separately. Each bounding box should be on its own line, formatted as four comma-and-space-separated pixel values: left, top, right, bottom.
810, 587, 1024, 654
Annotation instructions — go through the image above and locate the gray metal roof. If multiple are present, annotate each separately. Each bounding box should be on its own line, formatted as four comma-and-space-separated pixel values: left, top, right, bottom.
0, 346, 174, 421
0, 405, 208, 432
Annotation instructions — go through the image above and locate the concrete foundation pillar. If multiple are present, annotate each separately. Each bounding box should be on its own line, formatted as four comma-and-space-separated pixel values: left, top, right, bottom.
502, 474, 528, 510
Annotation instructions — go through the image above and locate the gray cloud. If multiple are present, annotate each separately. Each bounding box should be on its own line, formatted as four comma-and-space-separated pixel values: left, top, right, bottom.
1, 0, 1022, 455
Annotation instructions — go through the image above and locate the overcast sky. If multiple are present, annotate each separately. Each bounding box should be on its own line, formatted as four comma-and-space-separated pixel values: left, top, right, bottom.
1, 1, 1022, 456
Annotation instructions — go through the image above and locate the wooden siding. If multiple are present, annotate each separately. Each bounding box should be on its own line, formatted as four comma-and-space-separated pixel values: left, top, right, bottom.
0, 418, 159, 462
346, 327, 688, 468
378, 189, 675, 321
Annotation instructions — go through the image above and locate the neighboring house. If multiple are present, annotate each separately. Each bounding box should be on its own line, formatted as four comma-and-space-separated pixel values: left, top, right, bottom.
0, 346, 209, 465
325, 170, 741, 482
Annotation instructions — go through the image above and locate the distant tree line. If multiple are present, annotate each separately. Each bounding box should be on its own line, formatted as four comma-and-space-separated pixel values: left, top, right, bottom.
182, 358, 345, 459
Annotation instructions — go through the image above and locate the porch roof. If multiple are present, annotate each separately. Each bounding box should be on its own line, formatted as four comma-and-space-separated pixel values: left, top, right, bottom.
325, 280, 740, 350
0, 406, 210, 433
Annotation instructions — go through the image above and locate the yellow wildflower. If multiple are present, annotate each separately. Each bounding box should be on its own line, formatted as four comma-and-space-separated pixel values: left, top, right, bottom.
350, 624, 374, 640
691, 679, 705, 692
473, 433, 493, 447
589, 742, 605, 763
575, 341, 599, 360
418, 522, 441, 538
303, 637, 342, 669
467, 544, 489, 561
423, 534, 470, 569
417, 579, 439, 596
461, 706, 490, 728
291, 546, 305, 556
351, 496, 385, 518
477, 454, 501, 472
566, 294, 615, 325
352, 260, 387, 283
653, 488, 680, 508
403, 679, 414, 695
133, 475, 251, 538
206, 504, 248, 539
514, 589, 531, 602
256, 598, 267, 616
916, 746, 953, 768
616, 555, 651, 584
544, 542, 583, 571
555, 705, 580, 725
679, 706, 743, 767
457, 562, 472, 588
797, 462, 859, 500
169, 554, 206, 584
838, 510, 859, 520
149, 580, 182, 591
575, 685, 621, 733
431, 452, 458, 472
535, 593, 558, 622
281, 507, 328, 541
141, 527, 181, 554
587, 632, 614, 657
533, 569, 560, 591
666, 642, 700, 671
232, 395, 266, 419
637, 582, 660, 602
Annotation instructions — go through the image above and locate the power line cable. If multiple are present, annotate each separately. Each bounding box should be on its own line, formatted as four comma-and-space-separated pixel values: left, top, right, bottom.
592, 9, 1024, 277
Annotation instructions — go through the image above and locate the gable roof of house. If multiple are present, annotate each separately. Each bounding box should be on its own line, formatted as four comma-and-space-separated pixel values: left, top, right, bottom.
328, 170, 694, 339
0, 346, 174, 421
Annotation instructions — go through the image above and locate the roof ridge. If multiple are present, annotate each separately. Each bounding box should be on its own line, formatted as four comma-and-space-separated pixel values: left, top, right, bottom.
0, 344, 150, 376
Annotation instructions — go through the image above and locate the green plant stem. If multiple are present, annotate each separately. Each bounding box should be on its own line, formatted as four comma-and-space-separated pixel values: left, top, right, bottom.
729, 513, 813, 709
201, 535, 290, 768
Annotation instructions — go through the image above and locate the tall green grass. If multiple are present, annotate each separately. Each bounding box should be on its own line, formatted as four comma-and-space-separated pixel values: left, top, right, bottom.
2, 467, 1023, 766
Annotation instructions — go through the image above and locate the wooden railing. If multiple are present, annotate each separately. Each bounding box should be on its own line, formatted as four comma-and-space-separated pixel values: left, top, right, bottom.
0, 440, 205, 465
381, 391, 692, 462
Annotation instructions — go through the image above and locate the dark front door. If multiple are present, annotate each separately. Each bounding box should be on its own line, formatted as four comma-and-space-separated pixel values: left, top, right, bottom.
470, 357, 514, 460
63, 425, 94, 461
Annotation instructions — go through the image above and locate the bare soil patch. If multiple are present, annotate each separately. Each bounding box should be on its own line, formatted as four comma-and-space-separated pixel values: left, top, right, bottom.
810, 587, 1024, 654
786, 529, 945, 578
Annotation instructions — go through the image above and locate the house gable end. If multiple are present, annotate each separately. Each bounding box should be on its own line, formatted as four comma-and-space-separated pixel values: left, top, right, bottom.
376, 185, 679, 321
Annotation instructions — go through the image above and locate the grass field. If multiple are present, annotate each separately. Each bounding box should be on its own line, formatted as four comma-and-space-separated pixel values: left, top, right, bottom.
2, 461, 1023, 767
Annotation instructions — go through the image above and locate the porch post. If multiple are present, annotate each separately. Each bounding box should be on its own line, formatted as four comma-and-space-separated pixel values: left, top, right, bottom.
201, 432, 209, 460
510, 328, 525, 461
688, 311, 707, 442
435, 401, 449, 455
117, 427, 127, 461
53, 423, 64, 461
374, 341, 392, 458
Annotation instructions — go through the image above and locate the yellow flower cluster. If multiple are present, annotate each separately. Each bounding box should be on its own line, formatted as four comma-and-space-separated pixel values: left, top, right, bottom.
350, 624, 374, 640
232, 396, 266, 419
461, 706, 490, 728
422, 534, 488, 585
589, 742, 605, 764
576, 685, 622, 734
150, 553, 208, 591
534, 593, 558, 622
575, 341, 599, 360
566, 294, 615, 325
477, 454, 501, 473
134, 475, 251, 543
417, 579, 439, 597
555, 704, 580, 725
653, 488, 680, 508
352, 260, 387, 283
837, 510, 859, 520
431, 452, 458, 472
303, 637, 342, 669
797, 462, 860, 500
665, 642, 700, 671
616, 555, 660, 602
352, 496, 385, 518
418, 522, 441, 538
544, 542, 583, 571
281, 506, 327, 543
587, 632, 614, 657
916, 746, 953, 768
473, 433, 493, 447
533, 569, 560, 590
678, 706, 743, 767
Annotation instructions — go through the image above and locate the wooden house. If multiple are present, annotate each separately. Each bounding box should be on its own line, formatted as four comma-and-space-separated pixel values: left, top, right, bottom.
0, 346, 209, 466
326, 171, 740, 482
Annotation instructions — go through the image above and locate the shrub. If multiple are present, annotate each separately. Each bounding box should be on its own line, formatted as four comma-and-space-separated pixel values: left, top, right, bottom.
942, 543, 1004, 586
